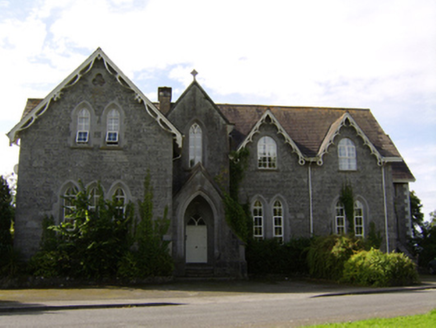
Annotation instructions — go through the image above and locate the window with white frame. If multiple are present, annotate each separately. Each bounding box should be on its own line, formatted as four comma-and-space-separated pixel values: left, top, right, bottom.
106, 108, 120, 144
335, 200, 365, 237
258, 136, 277, 169
63, 186, 78, 227
335, 202, 346, 234
76, 108, 90, 143
189, 123, 202, 167
354, 200, 364, 237
252, 200, 264, 240
338, 138, 356, 170
272, 200, 284, 242
114, 188, 126, 217
88, 187, 102, 212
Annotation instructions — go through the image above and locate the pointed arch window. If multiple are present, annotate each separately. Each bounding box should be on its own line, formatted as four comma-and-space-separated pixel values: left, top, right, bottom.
273, 200, 284, 242
106, 108, 120, 144
354, 200, 364, 237
63, 186, 78, 227
258, 136, 277, 169
88, 187, 102, 212
113, 188, 126, 217
338, 138, 356, 171
335, 200, 365, 237
252, 200, 264, 240
76, 108, 90, 143
335, 202, 346, 234
189, 123, 202, 167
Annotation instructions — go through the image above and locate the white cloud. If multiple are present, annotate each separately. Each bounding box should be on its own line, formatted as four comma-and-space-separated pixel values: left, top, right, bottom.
0, 0, 435, 217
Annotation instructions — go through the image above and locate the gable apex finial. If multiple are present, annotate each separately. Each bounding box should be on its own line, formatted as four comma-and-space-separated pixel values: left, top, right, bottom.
191, 69, 198, 81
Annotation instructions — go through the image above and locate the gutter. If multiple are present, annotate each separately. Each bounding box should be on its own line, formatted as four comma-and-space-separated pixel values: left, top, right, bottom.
308, 163, 313, 236
382, 165, 390, 253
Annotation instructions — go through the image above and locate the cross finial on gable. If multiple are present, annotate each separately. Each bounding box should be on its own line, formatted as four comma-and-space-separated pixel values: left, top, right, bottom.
191, 69, 198, 81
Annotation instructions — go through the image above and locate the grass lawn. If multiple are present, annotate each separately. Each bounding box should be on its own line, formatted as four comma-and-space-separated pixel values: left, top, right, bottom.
307, 309, 436, 327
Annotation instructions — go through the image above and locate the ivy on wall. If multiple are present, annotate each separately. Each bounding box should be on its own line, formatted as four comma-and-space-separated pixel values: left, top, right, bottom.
339, 182, 354, 235
222, 148, 252, 243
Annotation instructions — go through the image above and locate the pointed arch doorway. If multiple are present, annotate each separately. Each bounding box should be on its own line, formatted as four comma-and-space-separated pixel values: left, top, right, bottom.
186, 215, 207, 263
185, 196, 213, 264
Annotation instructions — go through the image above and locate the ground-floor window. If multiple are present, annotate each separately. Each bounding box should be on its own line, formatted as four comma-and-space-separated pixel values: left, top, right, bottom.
252, 200, 264, 240
272, 200, 283, 243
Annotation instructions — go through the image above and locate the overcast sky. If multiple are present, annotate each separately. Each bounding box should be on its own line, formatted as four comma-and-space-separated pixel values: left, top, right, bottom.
1, 0, 435, 219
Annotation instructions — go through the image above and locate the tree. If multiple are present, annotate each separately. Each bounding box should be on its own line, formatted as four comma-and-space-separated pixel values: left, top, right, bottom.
30, 182, 135, 279
0, 176, 14, 250
430, 211, 436, 226
410, 190, 424, 239
117, 172, 173, 278
409, 191, 436, 268
0, 175, 17, 276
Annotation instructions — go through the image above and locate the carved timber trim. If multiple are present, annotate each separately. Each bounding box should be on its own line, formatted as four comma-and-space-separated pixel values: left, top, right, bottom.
238, 110, 306, 165
8, 48, 183, 147
316, 112, 387, 166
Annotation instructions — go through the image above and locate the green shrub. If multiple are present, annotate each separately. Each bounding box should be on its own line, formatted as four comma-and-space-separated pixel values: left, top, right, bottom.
246, 238, 311, 276
119, 173, 174, 278
363, 221, 383, 250
342, 248, 419, 287
0, 246, 24, 277
29, 182, 134, 279
30, 175, 174, 280
307, 234, 364, 281
28, 250, 71, 278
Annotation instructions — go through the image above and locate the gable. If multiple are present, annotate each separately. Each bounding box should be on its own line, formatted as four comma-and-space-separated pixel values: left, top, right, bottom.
168, 80, 231, 129
317, 112, 402, 166
219, 105, 402, 159
219, 104, 413, 180
237, 110, 306, 165
7, 48, 182, 147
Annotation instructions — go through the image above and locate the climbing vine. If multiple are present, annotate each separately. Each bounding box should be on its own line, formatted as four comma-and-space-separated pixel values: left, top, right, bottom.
339, 182, 354, 234
222, 148, 252, 243
228, 148, 249, 200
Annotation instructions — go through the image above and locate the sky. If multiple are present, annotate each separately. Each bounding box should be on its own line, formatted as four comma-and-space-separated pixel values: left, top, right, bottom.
0, 0, 435, 219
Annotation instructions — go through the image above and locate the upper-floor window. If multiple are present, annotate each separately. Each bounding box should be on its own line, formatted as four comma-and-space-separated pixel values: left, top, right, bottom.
272, 200, 284, 243
189, 123, 202, 167
338, 138, 356, 171
252, 200, 264, 240
106, 108, 120, 144
76, 108, 90, 143
258, 136, 277, 169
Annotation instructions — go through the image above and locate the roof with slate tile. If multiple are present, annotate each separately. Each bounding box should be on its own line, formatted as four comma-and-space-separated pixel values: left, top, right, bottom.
17, 99, 415, 182
217, 104, 414, 182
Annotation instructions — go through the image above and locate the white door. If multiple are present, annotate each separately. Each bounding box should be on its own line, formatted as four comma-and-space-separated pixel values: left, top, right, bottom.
186, 217, 207, 263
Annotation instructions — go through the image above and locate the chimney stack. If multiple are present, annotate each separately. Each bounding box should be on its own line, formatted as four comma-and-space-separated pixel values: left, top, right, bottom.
158, 87, 172, 115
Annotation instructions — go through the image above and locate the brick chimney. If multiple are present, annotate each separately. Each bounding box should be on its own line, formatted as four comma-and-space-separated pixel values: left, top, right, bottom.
158, 87, 172, 115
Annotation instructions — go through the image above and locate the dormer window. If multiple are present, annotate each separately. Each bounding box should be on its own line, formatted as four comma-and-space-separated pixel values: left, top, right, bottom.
76, 108, 90, 143
258, 136, 277, 169
338, 138, 356, 171
189, 123, 202, 167
106, 108, 120, 144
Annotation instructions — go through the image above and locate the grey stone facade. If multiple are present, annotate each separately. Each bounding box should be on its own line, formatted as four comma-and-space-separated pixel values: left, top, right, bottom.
8, 48, 415, 277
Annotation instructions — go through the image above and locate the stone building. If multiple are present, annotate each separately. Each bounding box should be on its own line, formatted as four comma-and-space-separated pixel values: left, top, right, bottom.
7, 48, 414, 277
